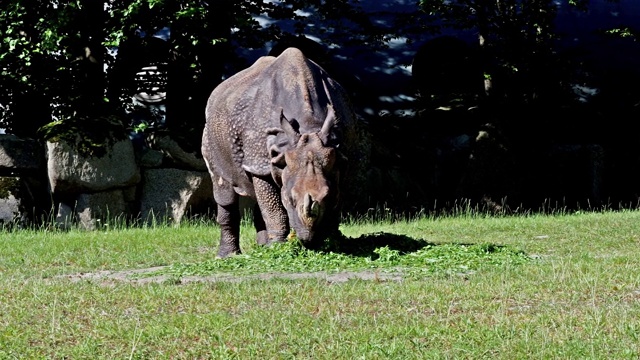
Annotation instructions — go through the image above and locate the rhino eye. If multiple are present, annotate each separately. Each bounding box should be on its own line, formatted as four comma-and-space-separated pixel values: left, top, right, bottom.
284, 150, 296, 162
323, 148, 336, 168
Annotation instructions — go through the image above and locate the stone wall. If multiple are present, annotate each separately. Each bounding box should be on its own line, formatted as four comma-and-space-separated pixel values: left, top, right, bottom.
0, 130, 618, 227
0, 133, 217, 229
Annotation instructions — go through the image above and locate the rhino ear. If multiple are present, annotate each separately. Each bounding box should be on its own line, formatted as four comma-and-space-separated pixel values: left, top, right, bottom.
266, 110, 300, 139
319, 105, 337, 146
265, 110, 300, 187
266, 110, 299, 169
279, 110, 300, 140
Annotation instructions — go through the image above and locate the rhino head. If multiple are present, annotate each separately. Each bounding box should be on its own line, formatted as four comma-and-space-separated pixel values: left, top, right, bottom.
267, 106, 342, 245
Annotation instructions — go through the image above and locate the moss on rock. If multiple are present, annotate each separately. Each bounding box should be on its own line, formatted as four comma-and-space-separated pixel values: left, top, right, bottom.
38, 115, 128, 158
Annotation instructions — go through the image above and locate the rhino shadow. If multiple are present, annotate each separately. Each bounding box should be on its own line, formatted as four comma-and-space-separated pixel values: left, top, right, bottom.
318, 232, 434, 258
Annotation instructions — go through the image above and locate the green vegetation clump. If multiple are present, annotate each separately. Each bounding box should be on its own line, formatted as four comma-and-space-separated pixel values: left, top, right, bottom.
164, 233, 530, 279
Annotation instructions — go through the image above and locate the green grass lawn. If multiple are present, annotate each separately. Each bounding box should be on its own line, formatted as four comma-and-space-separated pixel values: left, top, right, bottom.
1, 211, 639, 358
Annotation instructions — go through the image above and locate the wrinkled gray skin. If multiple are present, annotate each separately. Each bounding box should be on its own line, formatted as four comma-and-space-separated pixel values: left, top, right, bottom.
202, 47, 356, 258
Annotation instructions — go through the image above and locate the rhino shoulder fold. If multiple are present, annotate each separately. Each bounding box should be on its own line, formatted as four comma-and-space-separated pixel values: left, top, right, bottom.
241, 162, 271, 177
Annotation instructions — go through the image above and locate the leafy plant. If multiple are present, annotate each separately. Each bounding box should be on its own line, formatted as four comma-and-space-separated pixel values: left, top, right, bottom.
159, 233, 530, 279
131, 120, 150, 134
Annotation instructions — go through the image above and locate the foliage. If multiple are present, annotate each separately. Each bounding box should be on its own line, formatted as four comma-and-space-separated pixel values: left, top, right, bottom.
417, 0, 582, 107
1, 1, 630, 125
604, 26, 638, 40
2, 0, 637, 213
0, 0, 407, 141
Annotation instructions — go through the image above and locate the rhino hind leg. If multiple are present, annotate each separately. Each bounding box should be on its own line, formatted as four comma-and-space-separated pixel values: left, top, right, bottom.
253, 203, 269, 245
252, 175, 289, 244
213, 176, 241, 258
216, 202, 241, 258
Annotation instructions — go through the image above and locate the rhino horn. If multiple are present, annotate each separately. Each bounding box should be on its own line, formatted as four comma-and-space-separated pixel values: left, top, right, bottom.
303, 193, 320, 219
319, 105, 336, 146
310, 199, 320, 217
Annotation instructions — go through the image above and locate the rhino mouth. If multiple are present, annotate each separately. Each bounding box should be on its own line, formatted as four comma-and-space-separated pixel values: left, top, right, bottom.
293, 227, 323, 249
293, 193, 324, 239
289, 205, 335, 249
295, 228, 313, 242
301, 193, 323, 225
291, 211, 322, 246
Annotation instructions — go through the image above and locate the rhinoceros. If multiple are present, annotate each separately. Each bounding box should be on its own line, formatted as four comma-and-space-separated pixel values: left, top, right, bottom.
202, 47, 357, 258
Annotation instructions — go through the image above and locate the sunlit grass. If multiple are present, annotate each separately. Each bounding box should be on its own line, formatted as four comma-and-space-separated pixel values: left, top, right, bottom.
1, 210, 640, 358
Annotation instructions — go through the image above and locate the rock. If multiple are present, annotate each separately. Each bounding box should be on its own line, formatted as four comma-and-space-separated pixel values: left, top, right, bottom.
75, 190, 128, 230
46, 138, 140, 194
0, 134, 43, 175
55, 202, 74, 229
154, 136, 207, 171
0, 177, 21, 225
0, 175, 51, 227
54, 189, 132, 230
122, 185, 138, 203
140, 168, 214, 224
138, 148, 164, 168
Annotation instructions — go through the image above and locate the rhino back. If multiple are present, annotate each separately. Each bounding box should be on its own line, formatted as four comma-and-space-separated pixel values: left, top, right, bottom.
261, 48, 356, 152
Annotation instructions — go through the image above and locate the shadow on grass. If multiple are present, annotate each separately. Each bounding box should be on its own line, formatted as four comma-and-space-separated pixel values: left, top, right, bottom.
319, 232, 432, 258
316, 231, 514, 260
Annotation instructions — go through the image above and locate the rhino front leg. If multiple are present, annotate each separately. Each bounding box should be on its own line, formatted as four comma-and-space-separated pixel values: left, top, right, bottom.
252, 175, 289, 244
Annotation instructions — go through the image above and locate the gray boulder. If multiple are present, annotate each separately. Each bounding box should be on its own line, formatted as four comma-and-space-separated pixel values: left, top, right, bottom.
140, 168, 214, 224
55, 202, 75, 229
0, 134, 43, 175
46, 138, 140, 194
0, 177, 21, 225
153, 135, 207, 171
54, 188, 133, 230
75, 190, 129, 230
0, 175, 51, 227
138, 148, 164, 168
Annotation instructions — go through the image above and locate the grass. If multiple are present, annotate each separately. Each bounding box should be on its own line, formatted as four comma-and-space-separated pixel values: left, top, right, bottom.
1, 210, 640, 358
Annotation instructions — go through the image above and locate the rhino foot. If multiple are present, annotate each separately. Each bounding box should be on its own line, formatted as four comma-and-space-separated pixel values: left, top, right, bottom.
256, 230, 269, 246
216, 247, 241, 259
265, 229, 289, 245
266, 237, 287, 246
256, 228, 289, 246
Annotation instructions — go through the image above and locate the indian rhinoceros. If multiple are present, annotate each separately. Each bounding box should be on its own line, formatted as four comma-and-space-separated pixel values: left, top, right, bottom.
202, 47, 357, 258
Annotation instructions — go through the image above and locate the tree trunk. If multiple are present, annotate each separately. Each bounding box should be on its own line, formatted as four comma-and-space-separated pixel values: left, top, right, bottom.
78, 0, 107, 114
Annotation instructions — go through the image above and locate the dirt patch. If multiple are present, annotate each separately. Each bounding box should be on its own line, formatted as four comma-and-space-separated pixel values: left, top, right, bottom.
57, 267, 404, 285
